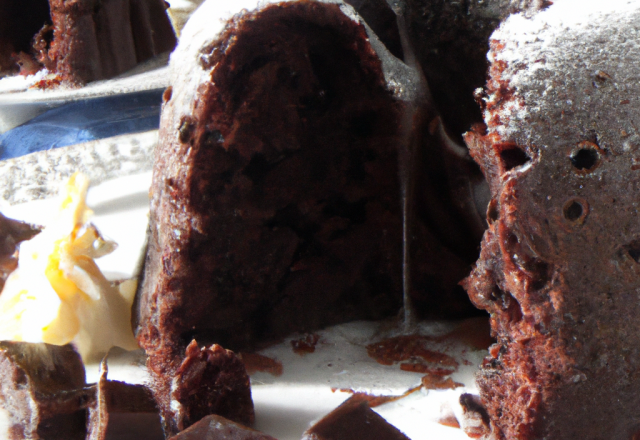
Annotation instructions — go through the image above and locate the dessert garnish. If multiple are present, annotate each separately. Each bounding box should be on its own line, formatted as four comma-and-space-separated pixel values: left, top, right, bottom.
0, 173, 138, 361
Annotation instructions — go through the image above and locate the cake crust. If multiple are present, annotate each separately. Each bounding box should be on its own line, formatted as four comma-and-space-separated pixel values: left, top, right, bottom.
463, 2, 640, 438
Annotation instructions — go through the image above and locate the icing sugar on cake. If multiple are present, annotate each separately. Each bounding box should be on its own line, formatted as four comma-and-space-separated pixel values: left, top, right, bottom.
464, 0, 640, 438
485, 0, 640, 140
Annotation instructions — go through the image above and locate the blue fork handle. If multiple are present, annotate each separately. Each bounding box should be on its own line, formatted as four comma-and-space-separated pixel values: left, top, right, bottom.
0, 88, 164, 160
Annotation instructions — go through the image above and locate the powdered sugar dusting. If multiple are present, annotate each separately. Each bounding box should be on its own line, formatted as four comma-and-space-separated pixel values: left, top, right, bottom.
485, 0, 640, 146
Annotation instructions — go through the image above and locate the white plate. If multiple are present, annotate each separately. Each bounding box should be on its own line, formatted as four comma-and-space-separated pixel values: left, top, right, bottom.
0, 55, 169, 134
1, 168, 480, 440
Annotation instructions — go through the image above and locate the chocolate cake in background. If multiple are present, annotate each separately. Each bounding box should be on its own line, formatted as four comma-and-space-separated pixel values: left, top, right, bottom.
301, 397, 411, 440
397, 0, 550, 142
0, 0, 177, 85
462, 1, 640, 438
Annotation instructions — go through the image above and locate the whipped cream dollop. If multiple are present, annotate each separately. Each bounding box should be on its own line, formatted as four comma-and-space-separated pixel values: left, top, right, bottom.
0, 173, 139, 361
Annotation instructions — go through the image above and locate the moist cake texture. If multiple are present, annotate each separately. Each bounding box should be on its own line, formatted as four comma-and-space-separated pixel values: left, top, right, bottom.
137, 0, 497, 434
463, 1, 640, 438
136, 1, 408, 432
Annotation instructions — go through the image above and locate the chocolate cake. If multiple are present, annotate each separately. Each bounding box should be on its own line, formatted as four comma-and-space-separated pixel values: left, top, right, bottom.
171, 414, 277, 440
0, 0, 177, 85
462, 1, 640, 438
401, 0, 550, 142
137, 0, 407, 432
138, 0, 405, 356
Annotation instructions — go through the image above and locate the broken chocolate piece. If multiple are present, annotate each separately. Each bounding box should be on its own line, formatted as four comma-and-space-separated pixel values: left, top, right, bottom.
463, 2, 640, 438
0, 212, 40, 293
301, 397, 410, 440
459, 393, 491, 439
149, 340, 254, 437
87, 360, 162, 440
0, 0, 176, 85
0, 342, 88, 440
170, 414, 277, 440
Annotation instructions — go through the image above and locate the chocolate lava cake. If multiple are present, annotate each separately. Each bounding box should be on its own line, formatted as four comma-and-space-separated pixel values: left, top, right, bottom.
462, 1, 640, 438
0, 0, 177, 85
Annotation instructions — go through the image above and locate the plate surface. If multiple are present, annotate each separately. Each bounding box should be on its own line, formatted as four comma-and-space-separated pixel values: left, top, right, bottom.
1, 163, 480, 440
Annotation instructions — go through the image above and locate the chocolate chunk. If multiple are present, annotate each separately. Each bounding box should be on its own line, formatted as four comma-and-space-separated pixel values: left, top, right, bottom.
148, 340, 254, 437
171, 414, 277, 440
0, 342, 88, 440
301, 397, 410, 440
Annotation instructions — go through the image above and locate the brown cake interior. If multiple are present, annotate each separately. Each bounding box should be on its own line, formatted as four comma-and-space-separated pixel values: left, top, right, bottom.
138, 0, 491, 359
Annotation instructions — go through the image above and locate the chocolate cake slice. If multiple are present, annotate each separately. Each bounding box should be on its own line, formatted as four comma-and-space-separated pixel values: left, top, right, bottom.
0, 0, 177, 85
136, 0, 410, 433
136, 0, 500, 434
462, 1, 640, 438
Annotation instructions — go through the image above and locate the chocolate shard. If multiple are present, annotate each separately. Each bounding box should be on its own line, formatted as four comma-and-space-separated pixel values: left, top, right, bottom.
301, 397, 410, 440
170, 414, 277, 440
459, 393, 491, 439
87, 360, 163, 440
0, 342, 89, 440
0, 212, 40, 292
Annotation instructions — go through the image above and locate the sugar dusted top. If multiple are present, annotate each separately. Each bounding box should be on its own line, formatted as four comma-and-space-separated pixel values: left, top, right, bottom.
485, 0, 640, 151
